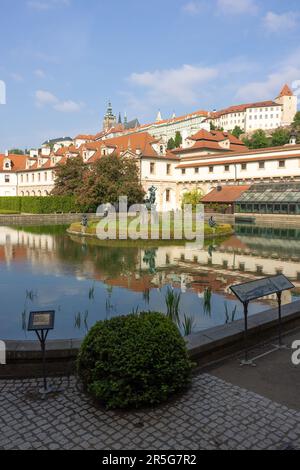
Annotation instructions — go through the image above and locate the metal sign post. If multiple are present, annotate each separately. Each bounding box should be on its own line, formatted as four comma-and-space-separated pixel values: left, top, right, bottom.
230, 275, 295, 366
28, 311, 55, 396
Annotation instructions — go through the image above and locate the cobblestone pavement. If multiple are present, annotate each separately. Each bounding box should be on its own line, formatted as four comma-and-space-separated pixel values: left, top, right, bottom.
0, 373, 299, 450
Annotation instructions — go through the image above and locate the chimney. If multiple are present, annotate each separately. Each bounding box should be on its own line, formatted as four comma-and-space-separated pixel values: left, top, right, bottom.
5, 150, 8, 157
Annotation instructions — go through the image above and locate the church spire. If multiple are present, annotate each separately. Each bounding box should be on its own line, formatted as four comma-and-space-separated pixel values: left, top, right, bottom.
156, 110, 162, 122
118, 112, 122, 125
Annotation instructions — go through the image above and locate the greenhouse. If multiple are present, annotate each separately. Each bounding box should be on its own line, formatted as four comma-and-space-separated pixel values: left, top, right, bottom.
235, 183, 300, 215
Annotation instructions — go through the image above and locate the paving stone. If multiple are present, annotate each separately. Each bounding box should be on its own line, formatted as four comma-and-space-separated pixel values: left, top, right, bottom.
0, 374, 299, 450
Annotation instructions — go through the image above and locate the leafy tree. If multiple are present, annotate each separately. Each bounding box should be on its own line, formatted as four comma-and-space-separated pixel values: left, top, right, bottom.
52, 156, 87, 196
181, 189, 203, 209
8, 149, 25, 155
243, 129, 270, 149
271, 128, 290, 147
78, 154, 145, 211
292, 111, 300, 128
210, 123, 217, 131
231, 126, 244, 139
167, 137, 176, 150
174, 131, 183, 148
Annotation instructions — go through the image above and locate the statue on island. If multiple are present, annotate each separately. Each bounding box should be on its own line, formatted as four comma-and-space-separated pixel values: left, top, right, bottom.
145, 186, 157, 209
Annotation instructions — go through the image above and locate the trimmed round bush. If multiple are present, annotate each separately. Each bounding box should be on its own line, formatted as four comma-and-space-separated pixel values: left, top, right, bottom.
77, 312, 193, 409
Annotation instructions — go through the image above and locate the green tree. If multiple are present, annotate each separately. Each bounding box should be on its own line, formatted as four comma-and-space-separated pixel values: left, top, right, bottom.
78, 154, 145, 211
167, 137, 176, 150
52, 156, 87, 196
243, 129, 270, 149
181, 189, 203, 209
271, 128, 290, 147
174, 131, 183, 148
231, 126, 244, 139
292, 111, 300, 128
8, 149, 25, 155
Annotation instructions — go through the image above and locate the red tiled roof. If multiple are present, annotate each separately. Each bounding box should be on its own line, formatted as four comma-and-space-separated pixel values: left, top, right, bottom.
0, 154, 28, 172
209, 101, 280, 119
202, 185, 251, 203
278, 84, 293, 98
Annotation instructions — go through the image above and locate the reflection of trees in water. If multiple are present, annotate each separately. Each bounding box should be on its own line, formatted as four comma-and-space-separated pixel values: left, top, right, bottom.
143, 248, 157, 274
56, 237, 139, 278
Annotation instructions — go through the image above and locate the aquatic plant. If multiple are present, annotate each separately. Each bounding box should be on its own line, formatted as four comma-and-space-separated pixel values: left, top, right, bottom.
26, 290, 37, 302
165, 287, 181, 323
88, 284, 95, 300
224, 302, 237, 324
203, 288, 212, 316
181, 314, 195, 337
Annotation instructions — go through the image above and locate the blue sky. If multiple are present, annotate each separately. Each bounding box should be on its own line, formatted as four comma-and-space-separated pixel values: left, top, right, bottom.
0, 0, 300, 151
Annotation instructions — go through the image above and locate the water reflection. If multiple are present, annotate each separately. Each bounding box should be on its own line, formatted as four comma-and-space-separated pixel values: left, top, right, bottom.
0, 224, 298, 340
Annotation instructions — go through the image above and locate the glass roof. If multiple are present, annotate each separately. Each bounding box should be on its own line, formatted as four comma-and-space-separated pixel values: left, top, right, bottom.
237, 183, 300, 204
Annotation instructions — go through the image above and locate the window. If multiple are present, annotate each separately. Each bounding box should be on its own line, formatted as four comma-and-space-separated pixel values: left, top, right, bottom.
279, 160, 285, 168
38, 173, 41, 182
26, 174, 29, 183
209, 166, 214, 173
166, 164, 171, 175
166, 189, 170, 202
195, 167, 199, 174
224, 165, 230, 172
150, 163, 155, 174
21, 175, 23, 183
182, 168, 186, 175
5, 175, 10, 183
44, 172, 48, 181
32, 174, 35, 182
259, 161, 265, 169
5, 162, 10, 169
241, 163, 247, 171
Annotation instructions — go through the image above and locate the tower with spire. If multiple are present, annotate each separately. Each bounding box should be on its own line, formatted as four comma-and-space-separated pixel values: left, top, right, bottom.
275, 84, 298, 126
103, 101, 117, 131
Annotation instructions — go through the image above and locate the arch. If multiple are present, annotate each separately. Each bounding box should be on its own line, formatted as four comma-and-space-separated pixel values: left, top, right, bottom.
20, 191, 24, 197
31, 190, 35, 196
44, 190, 49, 196
37, 190, 42, 197
26, 191, 30, 196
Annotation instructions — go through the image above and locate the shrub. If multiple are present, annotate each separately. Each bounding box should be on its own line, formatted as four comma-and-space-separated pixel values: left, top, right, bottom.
0, 196, 83, 214
77, 312, 193, 409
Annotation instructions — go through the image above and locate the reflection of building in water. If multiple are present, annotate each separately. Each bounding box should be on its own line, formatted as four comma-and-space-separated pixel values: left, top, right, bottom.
0, 226, 299, 305
0, 227, 56, 267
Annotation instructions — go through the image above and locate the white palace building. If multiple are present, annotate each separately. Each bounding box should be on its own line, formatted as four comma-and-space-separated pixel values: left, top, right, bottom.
0, 84, 299, 212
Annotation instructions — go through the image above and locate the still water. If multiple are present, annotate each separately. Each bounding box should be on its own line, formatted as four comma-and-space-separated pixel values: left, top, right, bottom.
0, 223, 299, 340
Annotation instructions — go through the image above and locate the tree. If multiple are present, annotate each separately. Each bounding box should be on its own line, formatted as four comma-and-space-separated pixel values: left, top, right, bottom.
243, 129, 270, 149
181, 189, 203, 209
8, 149, 25, 155
174, 131, 183, 148
52, 156, 87, 196
292, 111, 300, 128
271, 128, 290, 147
231, 126, 244, 139
167, 137, 176, 150
78, 154, 145, 211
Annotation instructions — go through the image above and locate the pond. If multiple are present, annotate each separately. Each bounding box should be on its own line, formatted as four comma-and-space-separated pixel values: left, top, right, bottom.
0, 223, 299, 340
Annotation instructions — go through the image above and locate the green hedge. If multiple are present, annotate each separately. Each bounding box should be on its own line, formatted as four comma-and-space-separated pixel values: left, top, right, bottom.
77, 312, 193, 409
0, 196, 82, 214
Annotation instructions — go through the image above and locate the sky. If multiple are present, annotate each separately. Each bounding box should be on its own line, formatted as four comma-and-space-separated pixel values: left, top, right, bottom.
0, 0, 300, 151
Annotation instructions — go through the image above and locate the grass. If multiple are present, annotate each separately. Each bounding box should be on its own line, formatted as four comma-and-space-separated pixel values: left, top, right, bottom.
68, 215, 233, 243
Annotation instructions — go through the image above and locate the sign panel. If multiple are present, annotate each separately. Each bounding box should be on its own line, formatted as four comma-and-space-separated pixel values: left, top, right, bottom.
28, 311, 55, 331
230, 275, 294, 304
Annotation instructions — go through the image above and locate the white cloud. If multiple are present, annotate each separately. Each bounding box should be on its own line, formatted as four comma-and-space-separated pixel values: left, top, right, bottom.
182, 1, 205, 15
35, 89, 82, 112
263, 11, 299, 33
217, 0, 258, 15
27, 0, 70, 11
235, 48, 300, 102
11, 73, 24, 82
54, 100, 82, 112
129, 64, 218, 105
35, 69, 46, 78
35, 90, 57, 106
